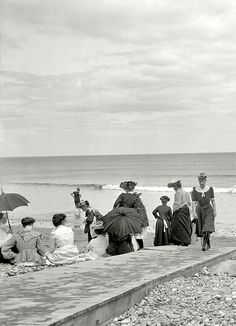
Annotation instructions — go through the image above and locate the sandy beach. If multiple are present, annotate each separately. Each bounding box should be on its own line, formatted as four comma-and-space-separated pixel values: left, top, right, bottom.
1, 219, 235, 278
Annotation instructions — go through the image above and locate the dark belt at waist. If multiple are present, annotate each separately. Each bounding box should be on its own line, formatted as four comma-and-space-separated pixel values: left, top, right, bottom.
199, 204, 212, 209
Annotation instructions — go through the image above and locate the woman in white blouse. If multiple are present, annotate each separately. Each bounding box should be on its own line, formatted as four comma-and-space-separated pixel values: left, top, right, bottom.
167, 179, 192, 246
45, 214, 80, 264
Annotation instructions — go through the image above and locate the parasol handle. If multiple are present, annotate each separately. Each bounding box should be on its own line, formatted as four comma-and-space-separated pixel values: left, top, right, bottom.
5, 210, 13, 232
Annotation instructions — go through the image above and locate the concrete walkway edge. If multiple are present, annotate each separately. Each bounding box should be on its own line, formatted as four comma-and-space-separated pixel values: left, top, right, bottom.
49, 247, 236, 326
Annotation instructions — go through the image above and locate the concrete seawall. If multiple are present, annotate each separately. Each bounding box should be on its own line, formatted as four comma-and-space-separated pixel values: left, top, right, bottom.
0, 245, 235, 326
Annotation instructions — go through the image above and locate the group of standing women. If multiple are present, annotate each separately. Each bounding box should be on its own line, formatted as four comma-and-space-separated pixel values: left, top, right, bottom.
153, 173, 216, 251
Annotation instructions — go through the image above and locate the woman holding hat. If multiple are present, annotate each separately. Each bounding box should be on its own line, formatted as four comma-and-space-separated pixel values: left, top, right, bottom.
167, 179, 192, 246
192, 173, 216, 251
152, 196, 172, 246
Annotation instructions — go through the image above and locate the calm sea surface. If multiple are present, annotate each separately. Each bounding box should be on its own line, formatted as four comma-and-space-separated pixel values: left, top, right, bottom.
0, 153, 235, 225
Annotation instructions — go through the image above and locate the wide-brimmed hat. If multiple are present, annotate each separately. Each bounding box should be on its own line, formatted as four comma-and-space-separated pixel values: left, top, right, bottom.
91, 220, 104, 230
160, 195, 170, 202
120, 181, 137, 191
167, 179, 182, 188
198, 172, 207, 180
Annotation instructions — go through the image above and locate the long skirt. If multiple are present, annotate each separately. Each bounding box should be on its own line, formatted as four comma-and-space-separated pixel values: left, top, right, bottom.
154, 219, 171, 246
170, 205, 192, 246
106, 234, 133, 256
196, 205, 215, 236
46, 244, 80, 264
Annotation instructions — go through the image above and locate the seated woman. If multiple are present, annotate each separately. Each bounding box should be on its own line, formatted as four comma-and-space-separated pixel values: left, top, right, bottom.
86, 221, 109, 259
0, 212, 14, 263
45, 213, 80, 265
1, 217, 45, 266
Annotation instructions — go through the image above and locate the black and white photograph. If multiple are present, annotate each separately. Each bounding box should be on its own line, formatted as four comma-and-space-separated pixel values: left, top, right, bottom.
0, 1, 236, 325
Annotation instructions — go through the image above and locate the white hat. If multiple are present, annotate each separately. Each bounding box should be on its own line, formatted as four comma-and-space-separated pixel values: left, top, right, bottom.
91, 220, 104, 230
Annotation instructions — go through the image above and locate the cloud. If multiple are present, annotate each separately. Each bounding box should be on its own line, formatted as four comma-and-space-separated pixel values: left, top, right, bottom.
1, 0, 236, 155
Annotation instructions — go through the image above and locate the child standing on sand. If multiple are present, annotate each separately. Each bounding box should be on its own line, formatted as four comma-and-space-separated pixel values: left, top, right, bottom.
152, 196, 172, 246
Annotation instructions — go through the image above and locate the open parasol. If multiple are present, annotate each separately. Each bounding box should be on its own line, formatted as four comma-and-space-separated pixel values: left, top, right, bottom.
0, 189, 30, 230
102, 207, 146, 239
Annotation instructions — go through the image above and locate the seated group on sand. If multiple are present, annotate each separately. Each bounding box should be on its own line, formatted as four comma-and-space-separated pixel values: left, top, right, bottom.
0, 213, 109, 266
0, 173, 216, 266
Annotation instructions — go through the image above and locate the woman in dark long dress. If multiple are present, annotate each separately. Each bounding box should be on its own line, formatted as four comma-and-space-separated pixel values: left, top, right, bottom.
192, 173, 216, 251
113, 181, 149, 249
152, 196, 172, 246
167, 179, 192, 246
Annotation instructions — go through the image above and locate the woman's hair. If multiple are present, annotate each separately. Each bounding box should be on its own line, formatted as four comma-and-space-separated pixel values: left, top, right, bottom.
175, 181, 182, 189
120, 181, 137, 192
52, 214, 66, 227
21, 217, 35, 227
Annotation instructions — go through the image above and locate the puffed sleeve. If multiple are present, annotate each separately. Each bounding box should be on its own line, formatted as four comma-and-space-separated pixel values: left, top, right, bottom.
36, 234, 45, 256
173, 190, 182, 212
113, 193, 124, 208
1, 235, 18, 260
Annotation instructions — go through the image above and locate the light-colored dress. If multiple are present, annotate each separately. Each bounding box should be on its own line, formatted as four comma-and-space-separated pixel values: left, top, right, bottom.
46, 225, 80, 264
86, 234, 109, 260
2, 230, 45, 265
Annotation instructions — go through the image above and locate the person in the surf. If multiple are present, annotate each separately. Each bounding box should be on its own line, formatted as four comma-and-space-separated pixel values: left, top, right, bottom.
70, 187, 81, 209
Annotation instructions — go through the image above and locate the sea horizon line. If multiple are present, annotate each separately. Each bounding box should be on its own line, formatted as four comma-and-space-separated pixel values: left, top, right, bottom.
0, 151, 235, 159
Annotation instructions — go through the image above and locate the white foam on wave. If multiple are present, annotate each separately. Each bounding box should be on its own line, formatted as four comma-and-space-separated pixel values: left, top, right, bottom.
102, 184, 236, 194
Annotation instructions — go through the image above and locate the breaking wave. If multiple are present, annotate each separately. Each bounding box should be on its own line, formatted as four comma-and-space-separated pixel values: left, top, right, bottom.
11, 182, 236, 193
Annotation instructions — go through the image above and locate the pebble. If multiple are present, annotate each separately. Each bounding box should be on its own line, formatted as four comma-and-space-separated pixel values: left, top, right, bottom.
107, 265, 236, 326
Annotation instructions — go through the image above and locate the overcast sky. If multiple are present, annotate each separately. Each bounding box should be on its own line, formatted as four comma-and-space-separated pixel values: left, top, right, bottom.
0, 0, 236, 157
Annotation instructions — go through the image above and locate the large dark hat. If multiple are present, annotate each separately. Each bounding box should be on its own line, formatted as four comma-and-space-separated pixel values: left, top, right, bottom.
160, 195, 170, 202
120, 181, 137, 191
167, 179, 182, 188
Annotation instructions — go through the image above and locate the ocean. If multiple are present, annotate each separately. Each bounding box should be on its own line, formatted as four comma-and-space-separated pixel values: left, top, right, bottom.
0, 152, 235, 227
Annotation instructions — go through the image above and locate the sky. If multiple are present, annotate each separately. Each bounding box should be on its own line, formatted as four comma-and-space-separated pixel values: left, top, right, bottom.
0, 0, 236, 157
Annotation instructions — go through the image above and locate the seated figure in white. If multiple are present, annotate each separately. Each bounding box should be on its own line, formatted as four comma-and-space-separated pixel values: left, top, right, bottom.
45, 214, 80, 264
86, 220, 109, 260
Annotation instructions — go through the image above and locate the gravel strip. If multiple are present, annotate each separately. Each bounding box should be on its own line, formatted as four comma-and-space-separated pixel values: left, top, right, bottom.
107, 266, 236, 326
